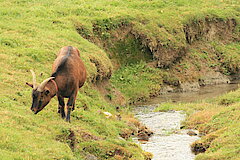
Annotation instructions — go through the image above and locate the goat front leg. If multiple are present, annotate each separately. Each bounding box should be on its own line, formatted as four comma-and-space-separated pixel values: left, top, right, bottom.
58, 95, 65, 119
66, 91, 77, 122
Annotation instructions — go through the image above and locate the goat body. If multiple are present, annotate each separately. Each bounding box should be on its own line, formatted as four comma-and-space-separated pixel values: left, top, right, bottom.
27, 46, 86, 122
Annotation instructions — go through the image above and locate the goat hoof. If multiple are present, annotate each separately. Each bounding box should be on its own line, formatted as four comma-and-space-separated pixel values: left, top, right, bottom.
61, 114, 65, 119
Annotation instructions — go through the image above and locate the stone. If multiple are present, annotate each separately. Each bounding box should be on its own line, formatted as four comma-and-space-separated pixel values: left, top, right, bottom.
199, 72, 230, 86
187, 130, 198, 136
103, 112, 113, 118
180, 82, 200, 92
85, 154, 98, 160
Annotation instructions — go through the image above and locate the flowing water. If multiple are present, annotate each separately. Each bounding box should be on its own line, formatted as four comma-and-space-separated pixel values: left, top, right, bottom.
140, 81, 240, 105
134, 82, 239, 160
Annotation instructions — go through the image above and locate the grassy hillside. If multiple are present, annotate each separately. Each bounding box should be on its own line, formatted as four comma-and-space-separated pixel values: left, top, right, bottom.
0, 0, 239, 159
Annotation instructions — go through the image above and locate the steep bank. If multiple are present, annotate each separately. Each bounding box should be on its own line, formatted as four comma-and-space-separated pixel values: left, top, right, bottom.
72, 0, 239, 103
78, 16, 239, 103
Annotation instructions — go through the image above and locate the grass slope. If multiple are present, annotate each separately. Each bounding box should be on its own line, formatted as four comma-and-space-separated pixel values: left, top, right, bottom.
0, 0, 239, 159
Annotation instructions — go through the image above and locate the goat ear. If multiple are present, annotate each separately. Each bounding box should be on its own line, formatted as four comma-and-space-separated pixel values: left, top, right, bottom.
44, 90, 50, 95
26, 82, 33, 88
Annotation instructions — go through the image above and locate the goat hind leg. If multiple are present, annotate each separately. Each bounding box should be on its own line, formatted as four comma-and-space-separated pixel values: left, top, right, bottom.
66, 92, 77, 122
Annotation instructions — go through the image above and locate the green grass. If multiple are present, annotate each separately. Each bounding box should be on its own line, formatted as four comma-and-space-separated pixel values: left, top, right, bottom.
0, 0, 239, 159
0, 81, 148, 159
108, 34, 153, 65
111, 61, 163, 104
213, 42, 240, 75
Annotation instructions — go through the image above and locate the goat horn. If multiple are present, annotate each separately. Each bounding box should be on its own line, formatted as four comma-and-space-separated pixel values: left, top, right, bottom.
37, 77, 55, 92
30, 69, 37, 89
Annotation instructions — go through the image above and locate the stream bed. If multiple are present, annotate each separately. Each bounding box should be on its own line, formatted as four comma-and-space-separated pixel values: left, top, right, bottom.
134, 107, 200, 160
133, 82, 239, 160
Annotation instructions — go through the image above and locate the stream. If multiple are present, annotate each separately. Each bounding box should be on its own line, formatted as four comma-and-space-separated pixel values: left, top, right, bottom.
133, 82, 239, 160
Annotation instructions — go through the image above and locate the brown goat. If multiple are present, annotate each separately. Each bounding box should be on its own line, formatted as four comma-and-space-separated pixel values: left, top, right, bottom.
26, 46, 87, 122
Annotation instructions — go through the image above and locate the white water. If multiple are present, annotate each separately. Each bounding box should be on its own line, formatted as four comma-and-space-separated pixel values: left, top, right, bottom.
134, 110, 199, 160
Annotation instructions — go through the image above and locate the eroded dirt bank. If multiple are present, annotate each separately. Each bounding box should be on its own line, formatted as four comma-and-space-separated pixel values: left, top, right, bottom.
77, 17, 239, 103
77, 17, 238, 68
